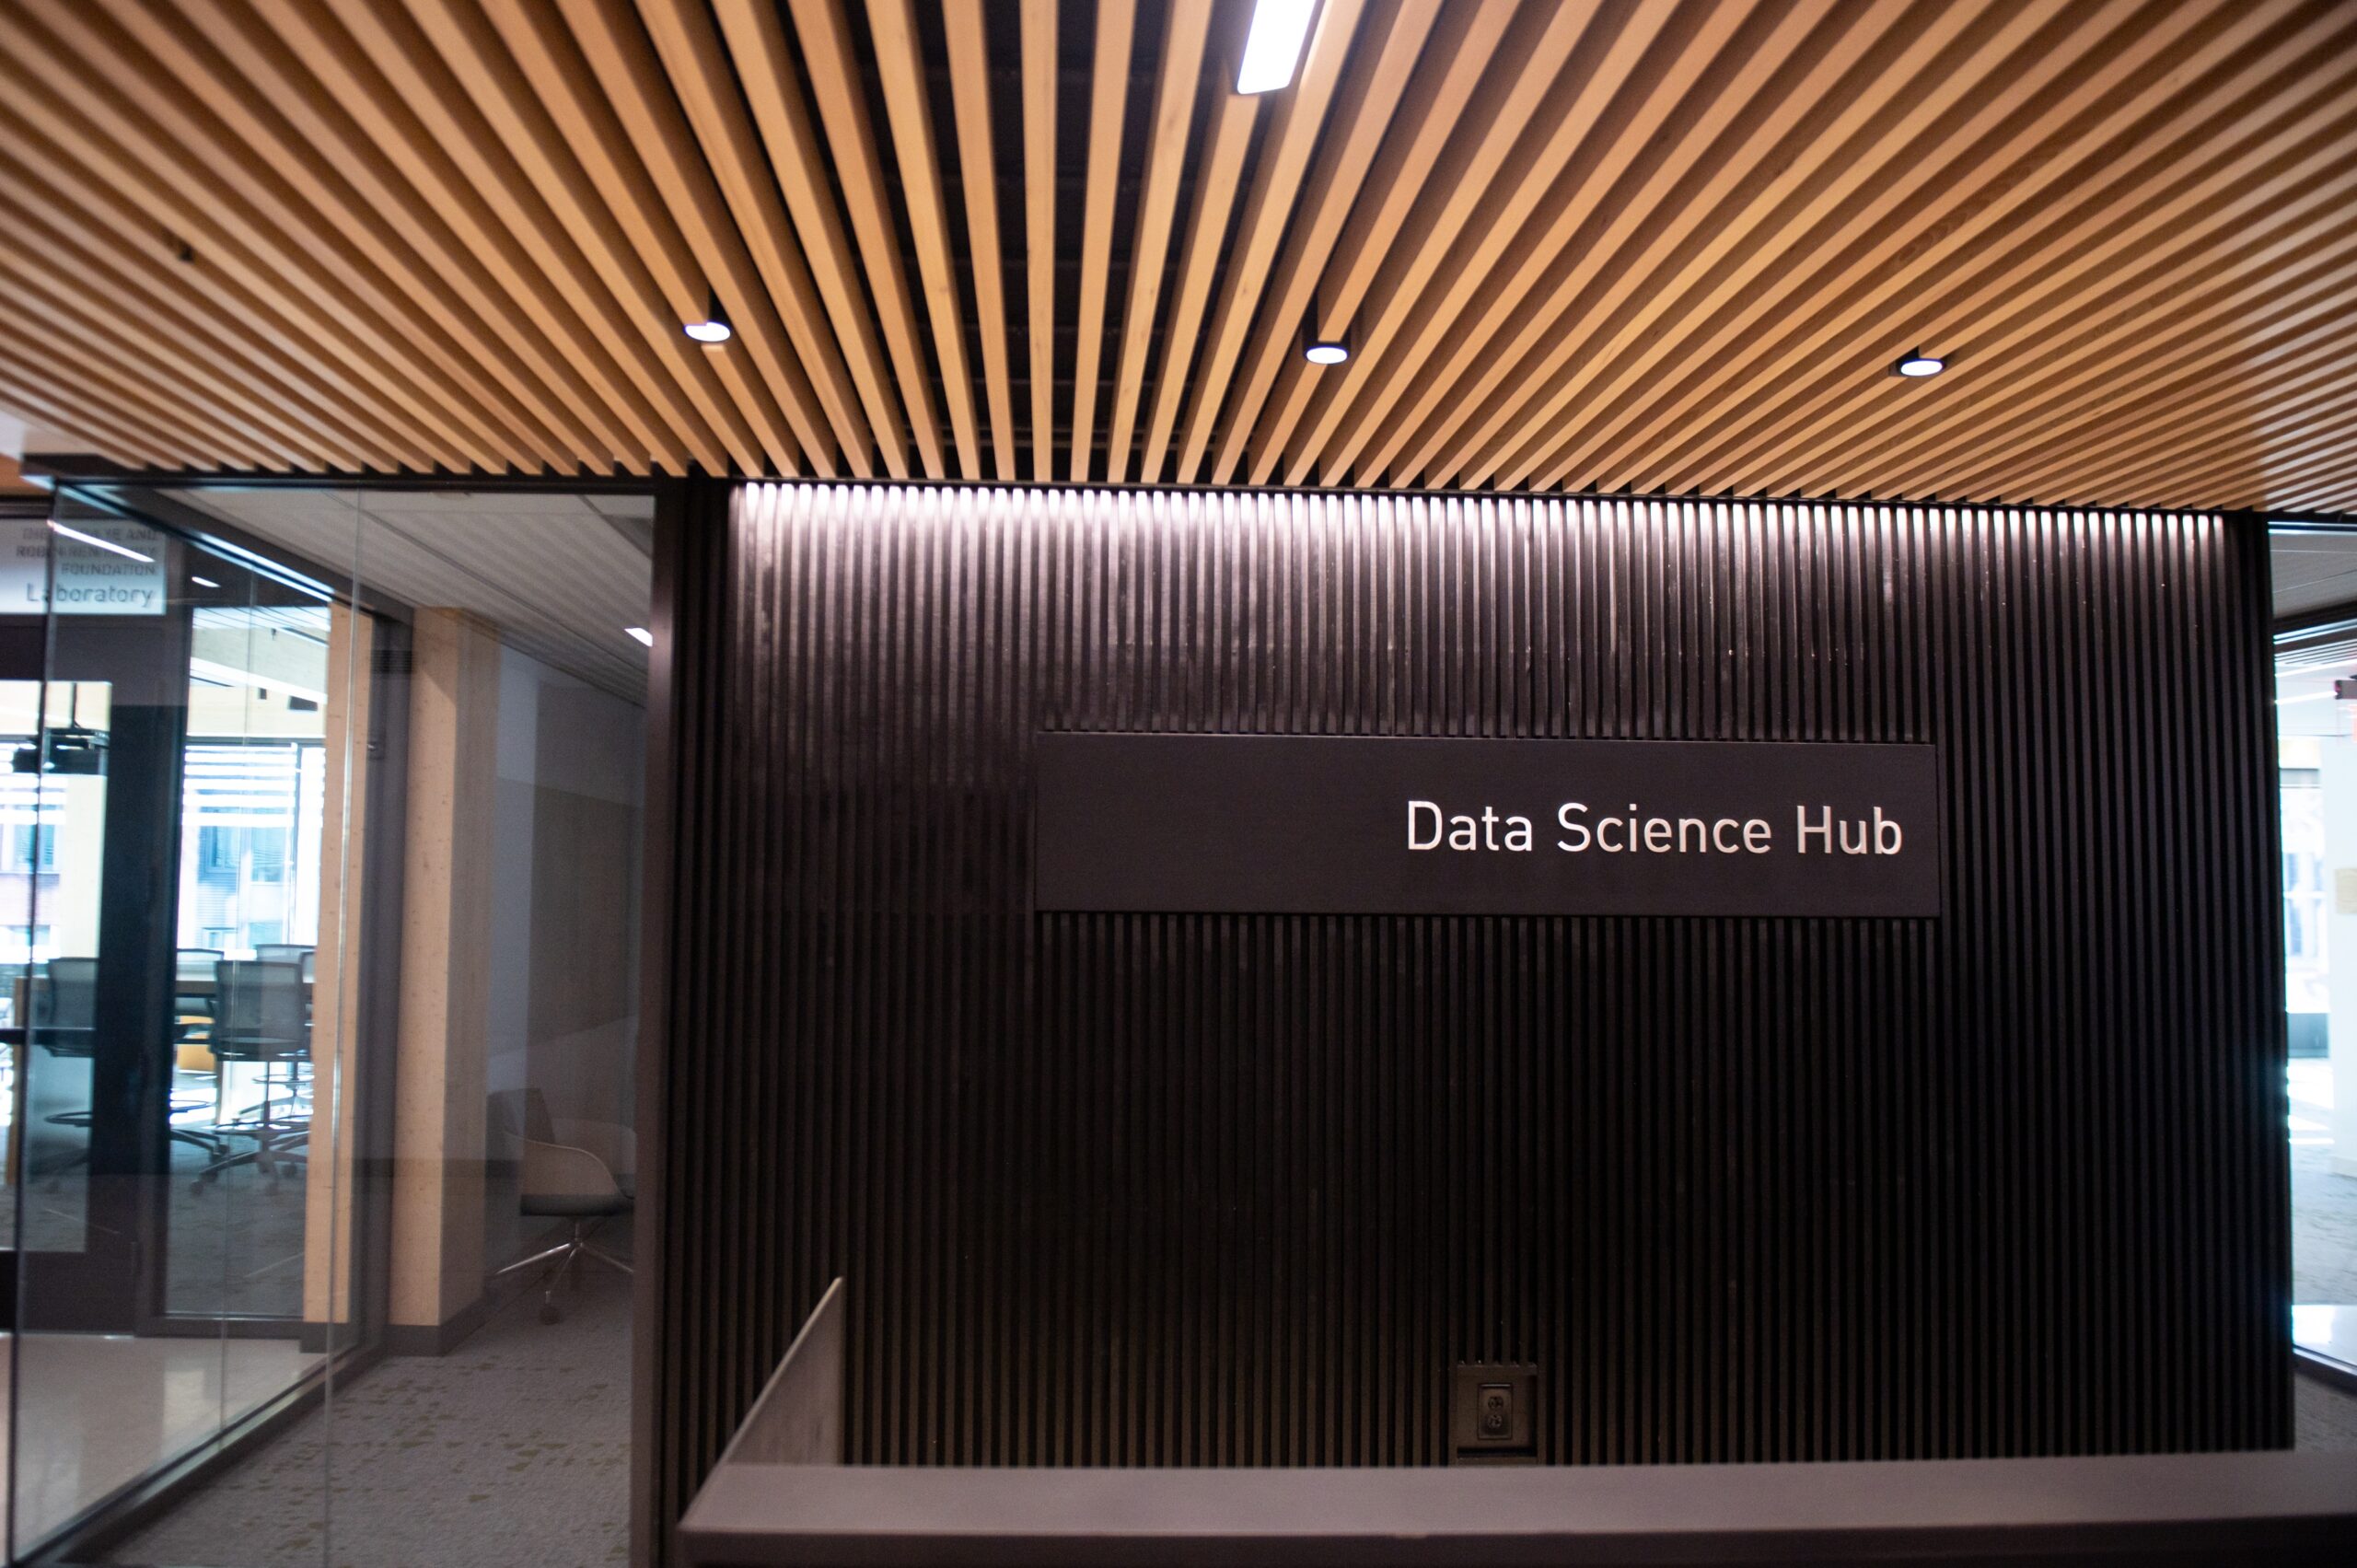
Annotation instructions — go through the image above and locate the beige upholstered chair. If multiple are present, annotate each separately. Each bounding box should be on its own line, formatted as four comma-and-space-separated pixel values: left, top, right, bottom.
489, 1087, 634, 1324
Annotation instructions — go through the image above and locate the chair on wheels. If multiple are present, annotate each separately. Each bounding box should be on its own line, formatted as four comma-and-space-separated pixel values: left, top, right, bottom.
27, 958, 99, 1181
33, 958, 226, 1176
193, 958, 310, 1184
489, 1087, 633, 1324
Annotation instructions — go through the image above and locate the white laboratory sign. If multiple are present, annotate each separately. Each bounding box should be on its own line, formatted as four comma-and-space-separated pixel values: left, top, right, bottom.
0, 517, 168, 615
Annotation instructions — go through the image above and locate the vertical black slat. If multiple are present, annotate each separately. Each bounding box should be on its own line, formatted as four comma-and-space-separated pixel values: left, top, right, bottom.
651, 484, 2286, 1537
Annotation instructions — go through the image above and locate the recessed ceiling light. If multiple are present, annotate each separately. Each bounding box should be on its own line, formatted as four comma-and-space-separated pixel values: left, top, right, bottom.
48, 518, 153, 563
683, 289, 731, 344
625, 626, 654, 647
1237, 0, 1316, 94
191, 575, 220, 588
1304, 338, 1349, 366
1893, 350, 1946, 378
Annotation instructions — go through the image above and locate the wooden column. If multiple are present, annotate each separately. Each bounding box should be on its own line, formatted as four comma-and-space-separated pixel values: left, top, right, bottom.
301, 604, 373, 1342
387, 607, 499, 1346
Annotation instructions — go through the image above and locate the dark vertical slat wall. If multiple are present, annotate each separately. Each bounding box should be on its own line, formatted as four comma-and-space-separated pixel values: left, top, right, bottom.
652, 482, 2286, 1521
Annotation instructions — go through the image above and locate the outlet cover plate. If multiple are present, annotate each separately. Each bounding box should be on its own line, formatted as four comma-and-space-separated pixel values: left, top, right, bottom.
1451, 1363, 1539, 1463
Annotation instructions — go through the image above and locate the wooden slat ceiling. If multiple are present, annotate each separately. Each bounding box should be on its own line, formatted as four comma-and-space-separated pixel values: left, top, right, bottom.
3, 0, 2357, 515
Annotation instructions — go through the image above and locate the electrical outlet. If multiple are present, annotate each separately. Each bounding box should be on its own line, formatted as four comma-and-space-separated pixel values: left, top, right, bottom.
1452, 1364, 1538, 1463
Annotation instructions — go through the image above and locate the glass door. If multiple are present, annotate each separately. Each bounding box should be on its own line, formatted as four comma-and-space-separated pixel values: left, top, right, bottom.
4, 488, 372, 1561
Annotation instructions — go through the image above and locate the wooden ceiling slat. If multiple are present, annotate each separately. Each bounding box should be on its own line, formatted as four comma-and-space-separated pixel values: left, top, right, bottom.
1742, 7, 2357, 502
940, 0, 1017, 482
1974, 275, 2357, 505
0, 0, 2351, 511
0, 348, 193, 469
603, 0, 873, 475
0, 173, 384, 470
1877, 227, 2357, 506
2125, 404, 2357, 513
255, 0, 676, 472
12, 0, 553, 472
1318, 0, 1768, 489
366, 0, 775, 475
516, 0, 849, 474
1137, 87, 1258, 484
1488, 0, 2065, 494
1101, 1, 1210, 485
296, 0, 731, 473
708, 0, 912, 477
2061, 354, 2357, 511
0, 135, 416, 470
1236, 1, 1514, 483
134, 0, 633, 470
0, 290, 268, 468
410, 0, 806, 476
1019, 0, 1057, 483
1171, 0, 1363, 485
1840, 136, 2357, 504
783, 0, 950, 476
535, 0, 839, 476
1202, 0, 1436, 488
1370, 0, 1863, 489
865, 0, 982, 477
1527, 0, 2282, 494
0, 250, 322, 471
1270, 0, 1614, 486
1065, 0, 1135, 483
1611, 0, 2318, 498
0, 75, 445, 470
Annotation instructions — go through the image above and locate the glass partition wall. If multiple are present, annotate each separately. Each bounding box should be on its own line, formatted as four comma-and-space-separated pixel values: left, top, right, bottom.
2, 484, 653, 1568
2273, 525, 2357, 1391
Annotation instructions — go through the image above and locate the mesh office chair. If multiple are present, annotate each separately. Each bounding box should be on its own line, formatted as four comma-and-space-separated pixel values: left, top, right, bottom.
254, 943, 314, 964
27, 958, 98, 1181
194, 958, 310, 1184
32, 958, 225, 1178
489, 1087, 633, 1324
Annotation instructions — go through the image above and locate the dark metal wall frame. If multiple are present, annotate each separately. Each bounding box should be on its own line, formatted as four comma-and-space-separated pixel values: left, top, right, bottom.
646, 481, 2290, 1564
9, 471, 679, 1568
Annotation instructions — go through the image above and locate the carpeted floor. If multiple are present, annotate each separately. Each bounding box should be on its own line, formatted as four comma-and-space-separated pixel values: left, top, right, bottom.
111, 1249, 632, 1568
2297, 1373, 2357, 1449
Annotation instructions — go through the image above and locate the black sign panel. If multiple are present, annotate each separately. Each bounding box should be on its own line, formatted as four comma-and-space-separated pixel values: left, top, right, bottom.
1035, 735, 1941, 917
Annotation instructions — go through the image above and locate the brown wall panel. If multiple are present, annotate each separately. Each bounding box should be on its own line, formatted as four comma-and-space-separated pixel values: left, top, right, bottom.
651, 482, 2286, 1527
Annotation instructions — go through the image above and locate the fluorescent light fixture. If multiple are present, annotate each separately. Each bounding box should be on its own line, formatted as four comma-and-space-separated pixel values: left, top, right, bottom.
188, 656, 327, 705
684, 288, 732, 343
48, 518, 153, 563
1237, 0, 1316, 94
1893, 351, 1946, 378
1304, 339, 1349, 366
625, 626, 655, 647
191, 575, 220, 588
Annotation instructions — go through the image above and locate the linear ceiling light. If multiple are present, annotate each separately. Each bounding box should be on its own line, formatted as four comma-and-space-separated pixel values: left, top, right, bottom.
48, 518, 153, 563
626, 626, 655, 647
1237, 0, 1316, 94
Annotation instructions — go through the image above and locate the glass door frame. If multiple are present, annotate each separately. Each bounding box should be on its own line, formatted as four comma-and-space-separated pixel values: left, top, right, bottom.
8, 470, 677, 1567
